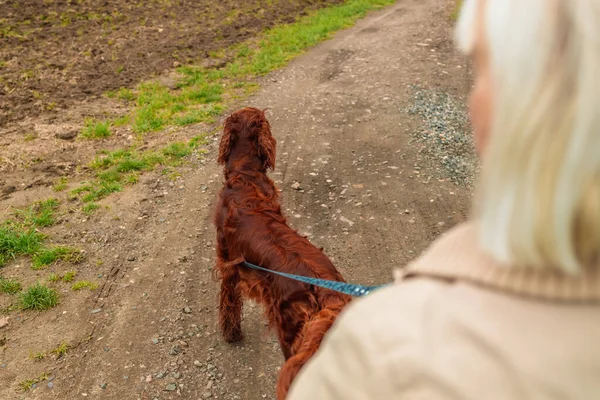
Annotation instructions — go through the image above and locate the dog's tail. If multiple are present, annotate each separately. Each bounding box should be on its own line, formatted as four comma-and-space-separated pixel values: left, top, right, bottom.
275, 300, 346, 399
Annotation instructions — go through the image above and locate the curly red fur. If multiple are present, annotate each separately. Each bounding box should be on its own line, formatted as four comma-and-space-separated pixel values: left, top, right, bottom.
214, 107, 351, 399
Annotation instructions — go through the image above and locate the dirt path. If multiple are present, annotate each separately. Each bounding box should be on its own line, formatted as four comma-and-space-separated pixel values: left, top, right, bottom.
0, 1, 473, 399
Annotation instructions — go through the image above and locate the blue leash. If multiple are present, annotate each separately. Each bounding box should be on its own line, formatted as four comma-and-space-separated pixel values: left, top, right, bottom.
242, 261, 386, 297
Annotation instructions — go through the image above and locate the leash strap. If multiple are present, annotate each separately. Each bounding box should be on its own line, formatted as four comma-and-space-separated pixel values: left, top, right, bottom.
242, 261, 386, 297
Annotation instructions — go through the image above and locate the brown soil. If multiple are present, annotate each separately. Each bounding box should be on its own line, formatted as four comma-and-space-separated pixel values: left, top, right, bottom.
0, 1, 474, 399
0, 0, 343, 127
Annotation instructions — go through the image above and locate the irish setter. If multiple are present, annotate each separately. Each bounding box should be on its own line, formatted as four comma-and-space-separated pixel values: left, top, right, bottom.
214, 107, 351, 399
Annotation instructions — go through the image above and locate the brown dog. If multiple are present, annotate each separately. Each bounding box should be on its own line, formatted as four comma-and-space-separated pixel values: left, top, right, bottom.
214, 107, 351, 399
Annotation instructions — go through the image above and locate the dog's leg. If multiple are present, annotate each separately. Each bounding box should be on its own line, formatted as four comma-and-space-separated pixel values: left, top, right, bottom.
218, 261, 243, 342
216, 231, 244, 342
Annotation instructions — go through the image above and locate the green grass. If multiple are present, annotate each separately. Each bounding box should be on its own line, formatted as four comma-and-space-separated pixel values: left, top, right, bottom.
0, 277, 22, 294
14, 198, 60, 227
18, 372, 49, 392
70, 137, 206, 207
30, 352, 45, 361
80, 118, 111, 139
0, 225, 45, 267
20, 283, 59, 311
62, 270, 77, 282
71, 280, 98, 291
48, 273, 60, 283
53, 177, 69, 192
52, 342, 69, 358
31, 247, 80, 270
82, 203, 100, 215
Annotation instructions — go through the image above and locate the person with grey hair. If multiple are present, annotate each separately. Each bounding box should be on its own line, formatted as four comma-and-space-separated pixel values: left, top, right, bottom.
287, 0, 600, 398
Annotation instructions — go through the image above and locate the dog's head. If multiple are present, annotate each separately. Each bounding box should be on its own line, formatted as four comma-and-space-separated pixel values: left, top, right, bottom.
218, 107, 276, 171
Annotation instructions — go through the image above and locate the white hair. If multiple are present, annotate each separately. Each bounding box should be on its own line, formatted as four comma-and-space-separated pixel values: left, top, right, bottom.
456, 0, 600, 273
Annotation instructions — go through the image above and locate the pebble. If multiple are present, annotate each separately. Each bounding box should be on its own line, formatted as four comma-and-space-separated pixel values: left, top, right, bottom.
0, 317, 8, 329
91, 309, 102, 314
165, 383, 177, 391
194, 360, 202, 367
100, 383, 107, 389
291, 182, 302, 190
47, 382, 54, 389
127, 255, 136, 262
183, 307, 192, 314
203, 392, 212, 398
152, 338, 159, 344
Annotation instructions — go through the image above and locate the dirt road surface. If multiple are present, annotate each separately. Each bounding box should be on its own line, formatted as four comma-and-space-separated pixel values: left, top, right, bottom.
0, 0, 474, 399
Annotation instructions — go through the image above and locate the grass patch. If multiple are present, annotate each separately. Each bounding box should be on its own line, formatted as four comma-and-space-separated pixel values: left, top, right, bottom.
14, 198, 60, 227
20, 283, 59, 311
31, 247, 80, 270
71, 280, 98, 291
62, 270, 77, 282
52, 342, 69, 358
48, 273, 60, 283
0, 277, 22, 294
53, 177, 69, 192
0, 225, 45, 267
18, 372, 49, 392
80, 118, 111, 139
82, 203, 100, 215
30, 352, 46, 361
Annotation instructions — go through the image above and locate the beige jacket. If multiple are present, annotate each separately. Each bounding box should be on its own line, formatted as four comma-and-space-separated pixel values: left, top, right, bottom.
287, 223, 600, 400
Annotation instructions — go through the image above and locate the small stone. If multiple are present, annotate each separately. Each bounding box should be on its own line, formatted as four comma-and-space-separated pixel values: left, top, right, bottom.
55, 131, 78, 141
146, 375, 153, 382
183, 307, 192, 314
165, 383, 177, 391
100, 383, 107, 389
152, 338, 159, 344
291, 182, 302, 190
90, 309, 102, 314
169, 346, 180, 355
0, 317, 9, 329
203, 392, 212, 398
207, 363, 216, 370
47, 382, 54, 389
127, 256, 136, 262
339, 216, 354, 226
173, 372, 181, 379
233, 379, 240, 384
194, 360, 202, 367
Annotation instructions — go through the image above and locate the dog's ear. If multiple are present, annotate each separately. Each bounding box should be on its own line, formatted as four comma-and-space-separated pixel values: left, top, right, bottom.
257, 119, 276, 170
218, 115, 235, 165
